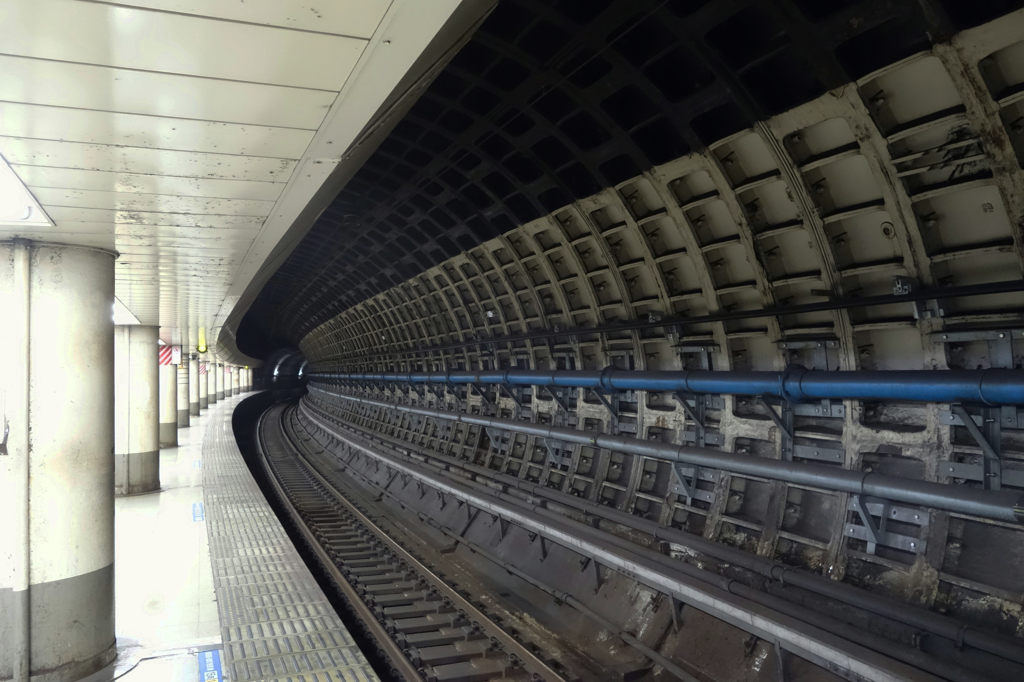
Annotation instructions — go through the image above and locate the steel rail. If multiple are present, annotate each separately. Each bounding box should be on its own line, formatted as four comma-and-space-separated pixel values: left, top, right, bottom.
303, 396, 1024, 667
297, 400, 965, 682
314, 365, 1024, 406
289, 409, 704, 682
278, 411, 571, 682
254, 406, 422, 682
308, 386, 1024, 524
320, 278, 1024, 361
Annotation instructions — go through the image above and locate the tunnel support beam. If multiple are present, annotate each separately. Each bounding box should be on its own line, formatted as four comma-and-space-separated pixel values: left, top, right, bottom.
114, 325, 160, 496
0, 240, 117, 682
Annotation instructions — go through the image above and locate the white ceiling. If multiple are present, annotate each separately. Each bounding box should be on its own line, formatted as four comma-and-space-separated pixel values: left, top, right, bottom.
0, 0, 485, 360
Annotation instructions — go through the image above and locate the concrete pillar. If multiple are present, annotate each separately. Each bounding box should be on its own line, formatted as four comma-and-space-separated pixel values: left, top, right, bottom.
159, 360, 177, 446
177, 361, 189, 427
0, 240, 117, 681
188, 355, 200, 416
198, 361, 208, 409
242, 368, 249, 392
216, 363, 224, 400
114, 326, 160, 496
232, 367, 240, 395
207, 361, 217, 405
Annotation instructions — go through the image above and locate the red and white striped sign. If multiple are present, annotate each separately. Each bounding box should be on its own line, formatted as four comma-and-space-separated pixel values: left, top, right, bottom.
200, 363, 207, 375
159, 346, 173, 365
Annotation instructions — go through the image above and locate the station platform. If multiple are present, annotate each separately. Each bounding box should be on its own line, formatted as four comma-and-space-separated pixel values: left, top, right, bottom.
81, 394, 374, 682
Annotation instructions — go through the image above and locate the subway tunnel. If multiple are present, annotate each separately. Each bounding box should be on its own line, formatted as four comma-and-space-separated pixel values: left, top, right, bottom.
4, 1, 1024, 681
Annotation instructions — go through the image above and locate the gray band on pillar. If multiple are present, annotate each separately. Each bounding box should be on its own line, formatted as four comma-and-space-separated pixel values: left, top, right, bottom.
159, 421, 177, 446
115, 450, 160, 496
0, 564, 116, 682
190, 401, 200, 417
178, 409, 189, 426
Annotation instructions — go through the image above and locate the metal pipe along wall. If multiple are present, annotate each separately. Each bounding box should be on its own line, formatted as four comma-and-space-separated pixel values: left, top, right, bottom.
318, 367, 1024, 406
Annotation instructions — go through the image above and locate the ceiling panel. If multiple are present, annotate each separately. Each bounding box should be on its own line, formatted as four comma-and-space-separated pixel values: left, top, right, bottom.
0, 0, 479, 347
43, 206, 266, 228
0, 55, 336, 128
1, 138, 297, 181
2, 0, 366, 90
15, 168, 285, 201
0, 103, 315, 158
112, 0, 392, 37
32, 188, 275, 217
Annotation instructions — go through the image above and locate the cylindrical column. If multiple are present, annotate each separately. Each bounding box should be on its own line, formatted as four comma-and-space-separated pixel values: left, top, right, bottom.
243, 368, 250, 392
198, 360, 208, 409
0, 241, 117, 681
216, 363, 224, 400
176, 360, 189, 427
114, 325, 160, 496
159, 358, 177, 446
207, 361, 217, 405
188, 355, 200, 416
232, 367, 240, 395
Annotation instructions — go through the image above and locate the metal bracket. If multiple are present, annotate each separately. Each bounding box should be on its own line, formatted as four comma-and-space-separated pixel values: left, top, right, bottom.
445, 382, 464, 410
669, 462, 716, 505
673, 391, 708, 448
757, 396, 794, 461
546, 387, 572, 413
499, 383, 524, 409
951, 404, 1002, 490
471, 383, 493, 406
847, 495, 927, 555
459, 507, 479, 537
589, 387, 619, 418
544, 438, 572, 469
777, 338, 838, 371
792, 399, 845, 419
675, 341, 717, 370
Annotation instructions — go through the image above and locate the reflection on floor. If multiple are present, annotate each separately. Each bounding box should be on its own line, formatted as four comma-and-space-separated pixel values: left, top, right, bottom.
82, 396, 240, 682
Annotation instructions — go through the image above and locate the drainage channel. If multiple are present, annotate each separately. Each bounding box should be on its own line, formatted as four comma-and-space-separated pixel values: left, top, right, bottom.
255, 402, 566, 682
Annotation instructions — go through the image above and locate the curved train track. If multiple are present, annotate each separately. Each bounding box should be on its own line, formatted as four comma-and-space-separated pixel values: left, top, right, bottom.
255, 402, 567, 682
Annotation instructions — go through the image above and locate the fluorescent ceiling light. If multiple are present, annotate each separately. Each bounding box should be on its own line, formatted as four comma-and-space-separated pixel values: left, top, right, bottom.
0, 154, 52, 227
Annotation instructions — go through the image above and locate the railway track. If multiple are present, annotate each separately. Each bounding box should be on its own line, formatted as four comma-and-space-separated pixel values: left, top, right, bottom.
255, 403, 566, 682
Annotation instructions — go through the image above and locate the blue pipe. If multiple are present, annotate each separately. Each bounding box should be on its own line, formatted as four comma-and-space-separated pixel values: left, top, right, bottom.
310, 366, 1024, 406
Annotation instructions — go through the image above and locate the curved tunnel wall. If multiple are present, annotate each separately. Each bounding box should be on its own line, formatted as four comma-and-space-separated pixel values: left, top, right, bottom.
238, 0, 1024, 664
241, 0, 1024, 358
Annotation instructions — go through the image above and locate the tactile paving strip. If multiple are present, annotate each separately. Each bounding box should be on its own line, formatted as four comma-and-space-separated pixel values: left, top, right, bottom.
202, 399, 379, 682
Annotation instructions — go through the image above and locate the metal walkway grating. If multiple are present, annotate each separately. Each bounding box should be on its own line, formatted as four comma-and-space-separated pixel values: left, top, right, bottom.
202, 399, 379, 682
